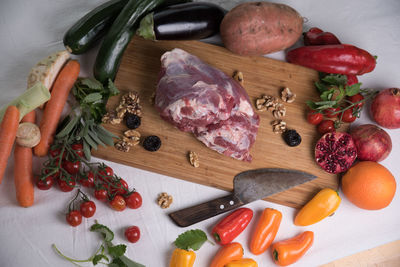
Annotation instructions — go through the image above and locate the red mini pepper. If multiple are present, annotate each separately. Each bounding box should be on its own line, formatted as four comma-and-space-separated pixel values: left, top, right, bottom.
286, 44, 376, 75
212, 208, 253, 245
304, 27, 341, 46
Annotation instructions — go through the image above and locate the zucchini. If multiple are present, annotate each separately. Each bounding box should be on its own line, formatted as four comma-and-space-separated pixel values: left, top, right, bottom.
63, 0, 128, 55
93, 0, 190, 83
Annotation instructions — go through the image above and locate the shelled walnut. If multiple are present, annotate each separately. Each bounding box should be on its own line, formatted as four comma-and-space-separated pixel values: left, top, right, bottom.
123, 130, 141, 146
102, 91, 142, 125
157, 192, 173, 209
272, 103, 286, 118
188, 151, 200, 168
271, 120, 287, 134
281, 87, 296, 103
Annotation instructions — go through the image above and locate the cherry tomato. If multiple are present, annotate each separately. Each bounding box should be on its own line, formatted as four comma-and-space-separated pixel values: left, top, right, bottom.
307, 111, 323, 125
324, 107, 340, 118
342, 108, 357, 123
317, 120, 335, 135
58, 179, 76, 192
49, 148, 64, 161
125, 226, 140, 243
111, 178, 129, 195
125, 192, 142, 209
66, 210, 82, 227
62, 160, 81, 175
36, 175, 54, 190
71, 143, 84, 158
80, 171, 95, 188
99, 165, 113, 177
109, 195, 126, 211
347, 93, 365, 108
94, 189, 108, 201
80, 201, 96, 218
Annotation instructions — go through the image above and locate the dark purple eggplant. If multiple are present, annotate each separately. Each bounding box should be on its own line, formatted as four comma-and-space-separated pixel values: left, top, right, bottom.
137, 2, 226, 40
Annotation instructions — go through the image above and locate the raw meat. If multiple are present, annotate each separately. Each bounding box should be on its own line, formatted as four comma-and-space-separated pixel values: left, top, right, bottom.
155, 48, 259, 161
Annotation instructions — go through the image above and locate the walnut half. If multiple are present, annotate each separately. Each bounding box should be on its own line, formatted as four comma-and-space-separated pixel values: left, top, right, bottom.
157, 192, 173, 209
281, 87, 296, 103
188, 151, 200, 168
271, 120, 287, 134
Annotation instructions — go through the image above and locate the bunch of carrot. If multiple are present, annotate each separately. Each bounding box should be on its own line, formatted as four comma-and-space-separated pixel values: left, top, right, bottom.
0, 59, 80, 207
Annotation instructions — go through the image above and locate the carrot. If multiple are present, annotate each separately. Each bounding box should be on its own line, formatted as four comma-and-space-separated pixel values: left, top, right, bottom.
34, 60, 80, 157
0, 106, 20, 184
14, 111, 35, 207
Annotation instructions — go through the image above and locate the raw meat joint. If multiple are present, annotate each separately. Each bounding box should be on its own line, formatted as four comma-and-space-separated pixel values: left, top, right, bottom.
155, 48, 260, 161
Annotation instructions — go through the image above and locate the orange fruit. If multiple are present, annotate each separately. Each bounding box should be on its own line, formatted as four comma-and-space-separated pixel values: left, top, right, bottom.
341, 161, 396, 210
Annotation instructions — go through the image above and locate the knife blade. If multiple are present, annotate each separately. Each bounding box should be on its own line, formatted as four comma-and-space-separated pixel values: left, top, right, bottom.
169, 168, 316, 227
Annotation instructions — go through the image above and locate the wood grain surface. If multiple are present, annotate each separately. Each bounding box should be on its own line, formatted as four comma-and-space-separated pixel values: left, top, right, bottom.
93, 36, 344, 208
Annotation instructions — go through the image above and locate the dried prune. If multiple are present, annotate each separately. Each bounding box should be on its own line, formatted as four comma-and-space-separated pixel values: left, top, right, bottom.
143, 136, 161, 152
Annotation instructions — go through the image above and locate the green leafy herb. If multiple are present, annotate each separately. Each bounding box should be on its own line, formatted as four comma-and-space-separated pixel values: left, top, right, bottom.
107, 79, 120, 96
53, 222, 145, 267
307, 73, 377, 129
174, 229, 208, 251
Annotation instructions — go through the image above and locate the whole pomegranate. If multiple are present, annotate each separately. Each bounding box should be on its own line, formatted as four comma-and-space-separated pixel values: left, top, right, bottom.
350, 124, 392, 162
371, 88, 400, 129
315, 132, 357, 174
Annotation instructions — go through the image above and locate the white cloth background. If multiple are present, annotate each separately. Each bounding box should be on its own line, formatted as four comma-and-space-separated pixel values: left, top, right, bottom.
0, 0, 399, 266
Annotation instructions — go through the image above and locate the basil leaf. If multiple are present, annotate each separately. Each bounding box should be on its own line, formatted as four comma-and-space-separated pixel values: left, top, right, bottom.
108, 79, 120, 96
80, 78, 103, 90
306, 100, 318, 110
117, 255, 146, 267
90, 223, 114, 242
83, 93, 103, 103
320, 89, 335, 101
315, 81, 329, 93
174, 229, 207, 251
345, 83, 361, 96
93, 254, 109, 265
321, 74, 347, 86
108, 244, 126, 258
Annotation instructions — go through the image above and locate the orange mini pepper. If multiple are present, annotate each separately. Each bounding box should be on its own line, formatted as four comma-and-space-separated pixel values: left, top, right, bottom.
271, 231, 314, 266
225, 258, 258, 267
210, 242, 243, 267
250, 208, 282, 255
169, 248, 196, 267
294, 188, 341, 226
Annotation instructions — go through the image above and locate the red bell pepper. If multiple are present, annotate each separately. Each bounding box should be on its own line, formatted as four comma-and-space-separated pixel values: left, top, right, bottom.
304, 27, 341, 46
286, 44, 376, 75
212, 208, 253, 245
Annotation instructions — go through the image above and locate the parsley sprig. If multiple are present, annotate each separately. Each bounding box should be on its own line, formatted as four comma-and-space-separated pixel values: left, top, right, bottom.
53, 222, 145, 267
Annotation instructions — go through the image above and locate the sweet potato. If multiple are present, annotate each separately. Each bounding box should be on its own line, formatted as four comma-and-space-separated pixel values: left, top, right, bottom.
220, 2, 303, 56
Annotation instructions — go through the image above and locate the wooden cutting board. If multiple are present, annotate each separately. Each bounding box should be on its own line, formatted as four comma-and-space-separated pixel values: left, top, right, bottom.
93, 36, 342, 208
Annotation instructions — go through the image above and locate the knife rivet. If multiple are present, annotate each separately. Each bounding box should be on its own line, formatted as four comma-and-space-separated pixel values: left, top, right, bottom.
229, 201, 234, 205
219, 205, 224, 209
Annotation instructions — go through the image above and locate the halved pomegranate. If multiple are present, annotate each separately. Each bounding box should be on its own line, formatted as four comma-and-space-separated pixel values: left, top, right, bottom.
315, 132, 357, 174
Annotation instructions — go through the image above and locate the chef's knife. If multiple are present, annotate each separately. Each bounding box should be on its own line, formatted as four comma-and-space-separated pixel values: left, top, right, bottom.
169, 168, 316, 227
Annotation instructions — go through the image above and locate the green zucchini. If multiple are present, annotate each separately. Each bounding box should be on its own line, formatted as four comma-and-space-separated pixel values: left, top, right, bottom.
63, 0, 128, 55
93, 0, 190, 83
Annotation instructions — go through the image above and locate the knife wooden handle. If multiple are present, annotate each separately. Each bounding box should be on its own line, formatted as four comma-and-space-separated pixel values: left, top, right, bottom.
168, 194, 244, 227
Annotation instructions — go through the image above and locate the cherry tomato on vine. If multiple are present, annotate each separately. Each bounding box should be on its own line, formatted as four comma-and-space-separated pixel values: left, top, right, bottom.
125, 192, 142, 209
324, 107, 340, 118
80, 201, 96, 218
307, 111, 323, 125
111, 178, 129, 195
347, 93, 365, 108
109, 195, 126, 211
317, 120, 335, 135
71, 143, 84, 158
125, 226, 140, 243
58, 179, 76, 192
80, 171, 95, 188
342, 108, 357, 123
94, 189, 108, 201
36, 176, 54, 190
49, 148, 64, 161
66, 210, 82, 227
99, 165, 113, 177
62, 160, 80, 175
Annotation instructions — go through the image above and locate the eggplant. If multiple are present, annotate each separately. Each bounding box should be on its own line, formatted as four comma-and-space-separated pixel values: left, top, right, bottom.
137, 2, 226, 40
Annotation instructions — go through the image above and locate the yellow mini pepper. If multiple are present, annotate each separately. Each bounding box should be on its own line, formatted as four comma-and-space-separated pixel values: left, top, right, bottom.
294, 188, 341, 226
225, 258, 258, 267
169, 248, 196, 267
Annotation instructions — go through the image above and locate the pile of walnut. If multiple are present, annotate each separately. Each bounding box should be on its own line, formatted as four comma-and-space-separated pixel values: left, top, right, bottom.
255, 87, 296, 133
102, 91, 143, 152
